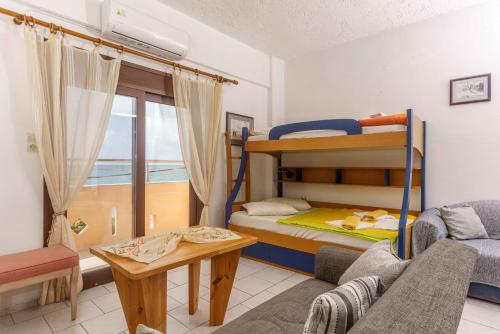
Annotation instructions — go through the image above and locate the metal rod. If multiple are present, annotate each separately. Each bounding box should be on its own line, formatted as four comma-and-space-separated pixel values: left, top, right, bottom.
0, 6, 238, 85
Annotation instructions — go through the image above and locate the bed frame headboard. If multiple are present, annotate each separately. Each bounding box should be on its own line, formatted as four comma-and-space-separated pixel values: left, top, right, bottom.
268, 119, 361, 140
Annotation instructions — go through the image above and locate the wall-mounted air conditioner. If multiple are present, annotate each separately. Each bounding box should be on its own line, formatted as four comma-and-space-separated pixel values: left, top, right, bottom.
101, 0, 190, 61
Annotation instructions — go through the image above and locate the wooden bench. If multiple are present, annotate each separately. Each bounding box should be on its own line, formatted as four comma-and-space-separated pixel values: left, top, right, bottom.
0, 245, 79, 319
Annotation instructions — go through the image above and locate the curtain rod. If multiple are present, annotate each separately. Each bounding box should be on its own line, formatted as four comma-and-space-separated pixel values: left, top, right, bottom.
0, 6, 239, 85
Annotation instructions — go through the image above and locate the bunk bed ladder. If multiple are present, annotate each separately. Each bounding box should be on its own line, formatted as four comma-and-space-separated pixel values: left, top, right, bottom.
398, 109, 414, 258
225, 128, 250, 227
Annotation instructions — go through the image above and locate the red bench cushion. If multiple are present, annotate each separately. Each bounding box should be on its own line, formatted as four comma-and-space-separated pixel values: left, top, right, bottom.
0, 245, 79, 284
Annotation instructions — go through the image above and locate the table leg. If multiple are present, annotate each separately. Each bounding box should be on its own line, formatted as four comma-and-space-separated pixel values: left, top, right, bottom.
209, 249, 241, 326
112, 268, 166, 334
189, 261, 201, 314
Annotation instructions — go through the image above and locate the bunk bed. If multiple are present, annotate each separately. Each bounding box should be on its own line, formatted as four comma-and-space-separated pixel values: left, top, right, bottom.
225, 109, 426, 273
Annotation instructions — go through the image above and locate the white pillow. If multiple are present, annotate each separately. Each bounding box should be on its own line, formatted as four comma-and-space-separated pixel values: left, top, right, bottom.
242, 201, 298, 216
265, 197, 311, 211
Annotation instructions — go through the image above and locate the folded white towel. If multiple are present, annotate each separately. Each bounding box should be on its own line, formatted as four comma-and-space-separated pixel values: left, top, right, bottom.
326, 216, 414, 231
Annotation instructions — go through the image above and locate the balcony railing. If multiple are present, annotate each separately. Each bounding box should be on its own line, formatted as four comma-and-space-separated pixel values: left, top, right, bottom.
86, 158, 187, 186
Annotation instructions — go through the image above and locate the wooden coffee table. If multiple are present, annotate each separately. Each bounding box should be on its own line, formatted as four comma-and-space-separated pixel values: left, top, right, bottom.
90, 232, 257, 334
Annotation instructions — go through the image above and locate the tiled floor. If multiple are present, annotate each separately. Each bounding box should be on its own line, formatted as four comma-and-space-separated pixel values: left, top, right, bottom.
1, 257, 499, 334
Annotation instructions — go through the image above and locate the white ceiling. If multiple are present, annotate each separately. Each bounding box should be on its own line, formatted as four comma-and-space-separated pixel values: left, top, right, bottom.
160, 0, 491, 59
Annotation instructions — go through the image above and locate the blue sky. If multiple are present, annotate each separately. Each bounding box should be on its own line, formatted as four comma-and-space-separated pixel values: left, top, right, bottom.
99, 96, 183, 161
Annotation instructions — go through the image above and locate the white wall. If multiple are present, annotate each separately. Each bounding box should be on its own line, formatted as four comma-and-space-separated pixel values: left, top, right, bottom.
0, 0, 281, 312
285, 1, 500, 209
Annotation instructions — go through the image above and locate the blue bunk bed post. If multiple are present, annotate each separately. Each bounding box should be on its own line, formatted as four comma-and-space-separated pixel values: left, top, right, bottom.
225, 127, 249, 227
398, 109, 414, 258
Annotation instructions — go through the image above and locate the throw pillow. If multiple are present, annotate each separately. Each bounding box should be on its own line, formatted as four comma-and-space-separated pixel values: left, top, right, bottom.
242, 201, 298, 216
265, 197, 312, 211
440, 205, 488, 240
303, 276, 381, 334
338, 240, 410, 292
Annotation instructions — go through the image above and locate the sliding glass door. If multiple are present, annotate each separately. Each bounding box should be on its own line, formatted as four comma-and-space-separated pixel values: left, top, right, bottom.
145, 100, 189, 235
60, 63, 194, 287
68, 94, 136, 271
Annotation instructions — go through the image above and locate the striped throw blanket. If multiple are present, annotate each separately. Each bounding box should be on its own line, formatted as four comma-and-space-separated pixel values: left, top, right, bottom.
303, 276, 381, 334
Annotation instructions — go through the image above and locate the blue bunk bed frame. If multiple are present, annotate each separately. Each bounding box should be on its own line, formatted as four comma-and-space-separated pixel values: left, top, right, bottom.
225, 109, 426, 272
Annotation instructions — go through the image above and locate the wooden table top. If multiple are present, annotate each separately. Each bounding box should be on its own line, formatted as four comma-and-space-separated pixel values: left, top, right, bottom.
90, 232, 257, 280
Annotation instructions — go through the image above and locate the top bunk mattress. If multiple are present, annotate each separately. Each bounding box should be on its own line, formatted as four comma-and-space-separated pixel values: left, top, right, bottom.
230, 210, 375, 249
247, 124, 407, 141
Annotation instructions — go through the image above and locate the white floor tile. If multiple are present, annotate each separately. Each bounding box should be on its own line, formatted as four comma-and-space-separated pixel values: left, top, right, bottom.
201, 288, 251, 310
81, 308, 127, 334
200, 260, 211, 276
187, 323, 218, 334
267, 279, 298, 295
239, 258, 269, 269
168, 315, 190, 333
462, 297, 500, 329
44, 300, 103, 332
169, 299, 210, 329
169, 268, 189, 286
75, 286, 110, 304
11, 301, 67, 323
287, 272, 313, 284
167, 296, 182, 312
2, 317, 52, 334
169, 283, 209, 304
0, 314, 14, 329
242, 291, 276, 309
234, 276, 274, 295
102, 282, 117, 293
458, 319, 500, 334
235, 263, 263, 279
223, 304, 250, 325
55, 324, 88, 334
199, 274, 211, 289
252, 266, 294, 284
170, 264, 188, 273
167, 280, 178, 290
93, 291, 122, 313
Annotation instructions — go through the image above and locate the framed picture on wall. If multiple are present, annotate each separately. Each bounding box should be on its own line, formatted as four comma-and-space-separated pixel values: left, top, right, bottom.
450, 73, 491, 105
226, 112, 254, 145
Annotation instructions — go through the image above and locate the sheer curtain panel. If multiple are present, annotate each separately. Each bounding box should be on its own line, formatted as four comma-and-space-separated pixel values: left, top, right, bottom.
24, 27, 121, 305
173, 72, 223, 226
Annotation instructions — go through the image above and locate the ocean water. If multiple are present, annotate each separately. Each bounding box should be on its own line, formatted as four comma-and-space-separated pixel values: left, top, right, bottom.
85, 163, 188, 186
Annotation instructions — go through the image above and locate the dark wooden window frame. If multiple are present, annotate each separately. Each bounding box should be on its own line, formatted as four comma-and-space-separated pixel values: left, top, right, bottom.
43, 61, 202, 289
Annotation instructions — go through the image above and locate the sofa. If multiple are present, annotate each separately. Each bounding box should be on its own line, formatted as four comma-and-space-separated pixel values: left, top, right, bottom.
213, 239, 477, 334
413, 200, 500, 303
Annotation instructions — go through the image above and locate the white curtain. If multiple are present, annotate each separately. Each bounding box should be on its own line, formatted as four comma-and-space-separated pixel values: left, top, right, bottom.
173, 72, 223, 226
24, 27, 121, 305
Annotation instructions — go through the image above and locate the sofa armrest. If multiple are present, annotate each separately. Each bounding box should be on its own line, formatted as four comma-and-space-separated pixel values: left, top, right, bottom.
315, 246, 361, 285
349, 239, 478, 334
412, 208, 449, 257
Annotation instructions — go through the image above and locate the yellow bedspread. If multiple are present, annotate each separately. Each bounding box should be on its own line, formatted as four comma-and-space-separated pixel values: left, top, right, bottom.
277, 208, 413, 243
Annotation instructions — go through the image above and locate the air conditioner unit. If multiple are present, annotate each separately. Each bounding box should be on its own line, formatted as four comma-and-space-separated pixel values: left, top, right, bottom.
101, 0, 190, 61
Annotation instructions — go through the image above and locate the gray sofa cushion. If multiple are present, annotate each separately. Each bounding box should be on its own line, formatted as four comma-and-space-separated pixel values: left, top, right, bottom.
459, 239, 500, 288
440, 205, 488, 240
450, 200, 500, 239
338, 240, 410, 292
349, 239, 477, 334
315, 246, 361, 285
212, 279, 336, 334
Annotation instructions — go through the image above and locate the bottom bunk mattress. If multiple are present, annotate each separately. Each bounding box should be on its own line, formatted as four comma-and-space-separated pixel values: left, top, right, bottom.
230, 210, 375, 250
